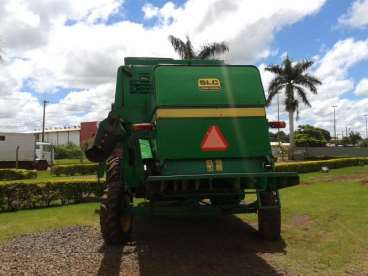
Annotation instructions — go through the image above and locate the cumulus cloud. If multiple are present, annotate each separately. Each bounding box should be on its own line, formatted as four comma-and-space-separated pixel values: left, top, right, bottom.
298, 39, 368, 136
0, 0, 328, 132
261, 38, 368, 136
355, 78, 368, 96
339, 0, 368, 28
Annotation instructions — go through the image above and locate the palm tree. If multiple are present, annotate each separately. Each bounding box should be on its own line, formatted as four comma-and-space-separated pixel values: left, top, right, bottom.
265, 56, 322, 159
168, 35, 228, 60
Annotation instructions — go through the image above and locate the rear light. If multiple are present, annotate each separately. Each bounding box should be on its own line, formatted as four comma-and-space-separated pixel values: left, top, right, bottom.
268, 121, 286, 129
132, 123, 154, 131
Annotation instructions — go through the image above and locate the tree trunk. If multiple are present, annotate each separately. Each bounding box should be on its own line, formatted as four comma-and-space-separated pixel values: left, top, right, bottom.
288, 110, 295, 160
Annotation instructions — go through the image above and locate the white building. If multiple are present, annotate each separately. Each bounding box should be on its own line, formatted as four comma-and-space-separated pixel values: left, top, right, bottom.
33, 127, 80, 146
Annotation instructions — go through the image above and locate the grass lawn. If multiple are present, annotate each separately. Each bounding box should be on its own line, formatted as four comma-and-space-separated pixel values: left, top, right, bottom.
0, 165, 367, 274
0, 170, 98, 185
54, 158, 93, 165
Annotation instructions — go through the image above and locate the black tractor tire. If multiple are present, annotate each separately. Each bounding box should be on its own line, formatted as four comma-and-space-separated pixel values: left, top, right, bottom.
258, 191, 281, 241
100, 153, 133, 245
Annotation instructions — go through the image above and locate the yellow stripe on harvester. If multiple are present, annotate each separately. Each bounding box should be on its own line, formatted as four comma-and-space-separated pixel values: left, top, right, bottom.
155, 107, 266, 118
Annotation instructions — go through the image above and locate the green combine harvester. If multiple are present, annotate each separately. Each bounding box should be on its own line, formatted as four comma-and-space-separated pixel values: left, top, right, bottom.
84, 57, 299, 244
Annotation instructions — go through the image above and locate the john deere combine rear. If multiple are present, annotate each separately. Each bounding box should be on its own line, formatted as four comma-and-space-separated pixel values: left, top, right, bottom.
84, 57, 299, 244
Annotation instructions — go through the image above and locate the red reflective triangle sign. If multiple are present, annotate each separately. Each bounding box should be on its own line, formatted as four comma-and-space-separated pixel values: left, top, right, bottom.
200, 125, 228, 151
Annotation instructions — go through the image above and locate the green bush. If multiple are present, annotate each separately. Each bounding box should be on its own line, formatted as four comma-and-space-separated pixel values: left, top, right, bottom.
54, 143, 83, 160
0, 169, 37, 181
51, 164, 98, 176
275, 157, 368, 173
0, 179, 105, 212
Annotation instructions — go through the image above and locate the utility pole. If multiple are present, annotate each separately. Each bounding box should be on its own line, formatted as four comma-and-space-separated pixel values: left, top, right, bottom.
364, 115, 368, 139
277, 94, 280, 142
42, 100, 48, 142
332, 105, 337, 143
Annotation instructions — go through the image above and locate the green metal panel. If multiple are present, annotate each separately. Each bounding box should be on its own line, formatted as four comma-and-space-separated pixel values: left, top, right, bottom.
124, 57, 224, 66
115, 65, 155, 123
155, 117, 271, 160
139, 139, 152, 159
154, 65, 266, 107
160, 158, 266, 175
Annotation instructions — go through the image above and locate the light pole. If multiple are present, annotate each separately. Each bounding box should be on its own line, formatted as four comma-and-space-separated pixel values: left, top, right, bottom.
332, 105, 337, 143
42, 100, 48, 142
364, 114, 368, 139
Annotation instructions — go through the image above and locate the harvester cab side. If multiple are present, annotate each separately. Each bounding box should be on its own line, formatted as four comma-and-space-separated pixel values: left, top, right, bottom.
84, 57, 299, 244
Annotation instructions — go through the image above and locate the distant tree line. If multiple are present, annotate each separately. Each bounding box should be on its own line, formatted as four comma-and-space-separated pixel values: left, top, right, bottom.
270, 124, 367, 147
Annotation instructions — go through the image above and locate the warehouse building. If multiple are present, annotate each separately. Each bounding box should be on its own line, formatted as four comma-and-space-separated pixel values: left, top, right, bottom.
33, 126, 80, 146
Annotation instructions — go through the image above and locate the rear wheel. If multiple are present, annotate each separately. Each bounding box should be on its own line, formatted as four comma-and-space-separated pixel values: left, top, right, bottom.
257, 191, 281, 241
100, 152, 133, 244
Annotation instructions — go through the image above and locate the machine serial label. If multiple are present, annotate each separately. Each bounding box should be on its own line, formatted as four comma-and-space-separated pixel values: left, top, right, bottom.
198, 78, 221, 91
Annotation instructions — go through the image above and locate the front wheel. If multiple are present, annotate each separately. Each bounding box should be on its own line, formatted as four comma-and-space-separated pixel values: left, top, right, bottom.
257, 191, 281, 241
100, 153, 133, 245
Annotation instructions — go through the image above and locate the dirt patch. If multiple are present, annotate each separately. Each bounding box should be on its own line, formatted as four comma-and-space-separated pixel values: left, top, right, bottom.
0, 217, 293, 275
302, 172, 368, 185
291, 214, 311, 227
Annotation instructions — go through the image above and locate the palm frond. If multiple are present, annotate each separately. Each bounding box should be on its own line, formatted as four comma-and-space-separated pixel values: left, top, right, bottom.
268, 76, 286, 92
266, 86, 284, 106
184, 36, 195, 59
265, 64, 284, 75
294, 77, 320, 94
283, 56, 293, 77
295, 59, 314, 74
168, 35, 187, 59
198, 42, 229, 59
301, 73, 322, 85
294, 85, 311, 107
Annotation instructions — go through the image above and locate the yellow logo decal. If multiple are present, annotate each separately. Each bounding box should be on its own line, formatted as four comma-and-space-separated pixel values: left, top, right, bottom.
198, 78, 221, 91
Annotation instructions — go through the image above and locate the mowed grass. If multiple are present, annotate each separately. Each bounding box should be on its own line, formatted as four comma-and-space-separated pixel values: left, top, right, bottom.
240, 165, 368, 274
54, 158, 93, 165
0, 170, 98, 185
0, 165, 367, 274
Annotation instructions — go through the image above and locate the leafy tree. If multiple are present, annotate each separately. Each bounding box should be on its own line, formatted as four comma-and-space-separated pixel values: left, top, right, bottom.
360, 139, 368, 148
168, 35, 228, 60
54, 143, 83, 159
265, 56, 322, 158
269, 131, 289, 143
294, 125, 331, 147
342, 131, 362, 146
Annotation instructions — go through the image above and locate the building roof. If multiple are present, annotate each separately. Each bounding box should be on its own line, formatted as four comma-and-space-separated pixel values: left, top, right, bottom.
32, 127, 80, 134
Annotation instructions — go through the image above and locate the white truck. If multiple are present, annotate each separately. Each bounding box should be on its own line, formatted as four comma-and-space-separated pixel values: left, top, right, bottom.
0, 132, 53, 170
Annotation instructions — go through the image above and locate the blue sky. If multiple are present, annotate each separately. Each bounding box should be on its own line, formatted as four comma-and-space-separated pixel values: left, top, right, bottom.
0, 0, 368, 136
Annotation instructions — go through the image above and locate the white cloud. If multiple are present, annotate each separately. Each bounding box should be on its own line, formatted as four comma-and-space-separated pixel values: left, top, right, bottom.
142, 3, 159, 19
0, 0, 328, 132
262, 38, 368, 136
355, 78, 368, 96
299, 39, 368, 136
339, 0, 368, 28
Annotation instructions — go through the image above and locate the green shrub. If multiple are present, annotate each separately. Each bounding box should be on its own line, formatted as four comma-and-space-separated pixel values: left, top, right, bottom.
51, 164, 98, 176
275, 157, 368, 173
0, 179, 105, 212
54, 143, 83, 160
0, 169, 37, 181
